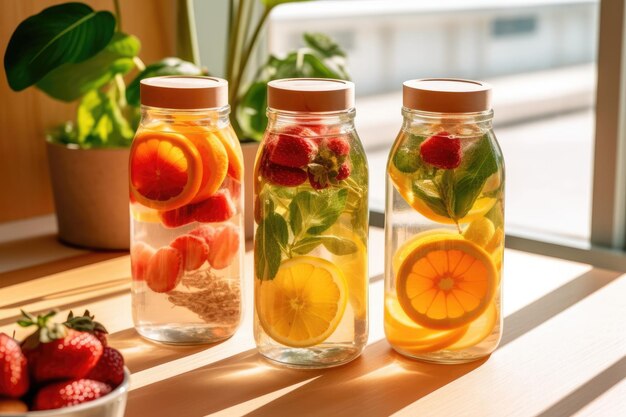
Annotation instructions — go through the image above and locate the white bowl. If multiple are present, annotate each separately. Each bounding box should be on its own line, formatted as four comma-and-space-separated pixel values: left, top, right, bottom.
11, 367, 130, 417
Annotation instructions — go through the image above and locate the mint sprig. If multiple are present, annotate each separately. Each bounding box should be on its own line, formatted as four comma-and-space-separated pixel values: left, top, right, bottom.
404, 134, 499, 226
256, 186, 359, 280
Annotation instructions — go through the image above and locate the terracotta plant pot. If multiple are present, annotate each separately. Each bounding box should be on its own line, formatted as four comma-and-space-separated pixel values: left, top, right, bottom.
241, 141, 260, 240
46, 142, 130, 250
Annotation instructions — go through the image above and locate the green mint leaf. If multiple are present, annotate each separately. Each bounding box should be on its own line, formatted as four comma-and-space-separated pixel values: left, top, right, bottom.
439, 170, 457, 220
291, 237, 323, 255
288, 188, 348, 237
321, 235, 358, 256
308, 188, 348, 235
412, 180, 449, 218
254, 211, 287, 280
393, 134, 425, 173
453, 135, 499, 218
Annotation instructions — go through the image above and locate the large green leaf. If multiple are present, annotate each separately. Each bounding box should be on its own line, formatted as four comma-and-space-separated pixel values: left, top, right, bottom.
77, 89, 134, 147
125, 57, 204, 106
237, 81, 267, 141
237, 32, 351, 140
4, 3, 115, 91
37, 32, 140, 102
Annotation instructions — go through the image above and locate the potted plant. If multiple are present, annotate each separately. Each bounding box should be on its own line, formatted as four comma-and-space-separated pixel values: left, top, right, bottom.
4, 2, 204, 249
226, 0, 351, 236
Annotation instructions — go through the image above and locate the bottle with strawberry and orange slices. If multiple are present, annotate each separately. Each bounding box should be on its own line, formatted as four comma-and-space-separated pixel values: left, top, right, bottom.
129, 76, 244, 344
385, 79, 505, 363
253, 79, 369, 368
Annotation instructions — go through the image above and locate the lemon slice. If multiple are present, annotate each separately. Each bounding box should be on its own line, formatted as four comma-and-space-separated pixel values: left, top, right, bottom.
256, 256, 348, 347
326, 223, 368, 319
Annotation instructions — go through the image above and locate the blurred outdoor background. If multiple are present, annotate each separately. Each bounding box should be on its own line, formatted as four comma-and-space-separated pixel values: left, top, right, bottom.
261, 0, 599, 243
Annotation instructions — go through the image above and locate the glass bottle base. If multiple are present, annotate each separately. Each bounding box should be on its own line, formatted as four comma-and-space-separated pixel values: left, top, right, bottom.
136, 323, 236, 345
391, 345, 493, 364
258, 344, 363, 369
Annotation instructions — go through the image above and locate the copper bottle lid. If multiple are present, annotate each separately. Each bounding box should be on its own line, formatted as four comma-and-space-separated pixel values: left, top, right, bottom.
140, 76, 228, 109
267, 78, 355, 112
403, 78, 492, 113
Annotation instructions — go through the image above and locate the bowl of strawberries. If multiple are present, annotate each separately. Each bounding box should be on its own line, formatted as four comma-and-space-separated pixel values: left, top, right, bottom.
0, 310, 129, 416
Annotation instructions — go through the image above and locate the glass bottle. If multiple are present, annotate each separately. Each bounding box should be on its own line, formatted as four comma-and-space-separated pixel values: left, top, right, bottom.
254, 78, 369, 368
129, 76, 244, 344
384, 79, 504, 363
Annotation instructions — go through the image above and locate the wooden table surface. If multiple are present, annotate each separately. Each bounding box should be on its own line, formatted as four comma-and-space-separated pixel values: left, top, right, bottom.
0, 227, 625, 417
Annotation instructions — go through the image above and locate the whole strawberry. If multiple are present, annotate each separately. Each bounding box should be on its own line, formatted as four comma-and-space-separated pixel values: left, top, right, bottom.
263, 163, 307, 186
64, 310, 109, 347
19, 311, 103, 383
86, 347, 125, 387
34, 379, 112, 410
419, 132, 462, 169
323, 136, 350, 158
268, 133, 318, 168
335, 163, 351, 181
0, 333, 29, 398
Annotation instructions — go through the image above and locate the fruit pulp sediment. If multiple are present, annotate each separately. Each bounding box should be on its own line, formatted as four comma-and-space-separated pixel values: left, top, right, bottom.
254, 122, 369, 368
130, 120, 243, 344
385, 128, 504, 362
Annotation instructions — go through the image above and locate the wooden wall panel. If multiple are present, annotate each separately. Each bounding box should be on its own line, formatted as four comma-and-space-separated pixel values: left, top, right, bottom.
0, 0, 177, 223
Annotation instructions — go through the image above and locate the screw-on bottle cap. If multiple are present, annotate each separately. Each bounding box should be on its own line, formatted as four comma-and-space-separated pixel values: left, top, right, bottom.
403, 78, 492, 113
267, 78, 355, 112
140, 76, 228, 109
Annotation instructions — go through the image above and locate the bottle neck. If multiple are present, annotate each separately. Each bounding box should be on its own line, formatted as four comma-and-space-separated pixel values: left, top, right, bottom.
401, 108, 493, 138
140, 105, 231, 129
266, 108, 356, 134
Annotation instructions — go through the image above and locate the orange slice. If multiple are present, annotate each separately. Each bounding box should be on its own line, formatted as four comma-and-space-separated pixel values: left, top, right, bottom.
396, 238, 497, 330
184, 130, 229, 203
385, 297, 467, 353
215, 126, 244, 181
446, 302, 498, 351
392, 229, 460, 275
129, 131, 202, 211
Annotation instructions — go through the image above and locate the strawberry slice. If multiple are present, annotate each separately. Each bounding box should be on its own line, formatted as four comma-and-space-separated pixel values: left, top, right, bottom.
194, 189, 236, 223
145, 247, 183, 293
159, 203, 197, 228
208, 224, 240, 270
170, 234, 209, 270
189, 225, 217, 247
34, 379, 112, 410
0, 333, 29, 398
160, 189, 236, 227
419, 132, 462, 169
85, 347, 125, 387
130, 242, 155, 281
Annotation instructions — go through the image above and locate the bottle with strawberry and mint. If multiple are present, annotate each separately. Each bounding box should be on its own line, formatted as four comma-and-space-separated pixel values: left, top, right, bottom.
254, 79, 369, 368
384, 79, 505, 363
129, 77, 243, 344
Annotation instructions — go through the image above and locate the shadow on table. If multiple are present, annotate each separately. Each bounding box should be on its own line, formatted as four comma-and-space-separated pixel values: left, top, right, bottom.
110, 328, 217, 373
125, 339, 487, 417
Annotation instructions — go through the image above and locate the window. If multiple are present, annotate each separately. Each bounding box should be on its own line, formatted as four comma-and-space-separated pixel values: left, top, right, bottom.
267, 0, 601, 245
195, 0, 626, 264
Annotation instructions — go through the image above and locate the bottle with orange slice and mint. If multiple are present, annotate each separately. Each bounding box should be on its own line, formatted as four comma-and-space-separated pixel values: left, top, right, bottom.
384, 79, 505, 363
129, 76, 244, 344
253, 79, 368, 368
